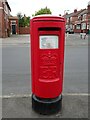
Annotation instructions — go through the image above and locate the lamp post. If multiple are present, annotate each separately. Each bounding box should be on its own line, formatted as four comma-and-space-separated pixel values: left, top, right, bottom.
64, 10, 70, 31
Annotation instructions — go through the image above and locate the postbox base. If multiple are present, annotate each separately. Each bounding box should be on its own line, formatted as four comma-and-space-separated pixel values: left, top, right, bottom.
32, 94, 62, 115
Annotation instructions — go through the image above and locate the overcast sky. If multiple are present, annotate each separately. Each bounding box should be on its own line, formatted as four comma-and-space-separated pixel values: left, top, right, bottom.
8, 0, 89, 17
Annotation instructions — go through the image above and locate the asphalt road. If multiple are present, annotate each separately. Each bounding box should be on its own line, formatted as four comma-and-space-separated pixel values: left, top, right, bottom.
2, 34, 88, 96
1, 34, 88, 118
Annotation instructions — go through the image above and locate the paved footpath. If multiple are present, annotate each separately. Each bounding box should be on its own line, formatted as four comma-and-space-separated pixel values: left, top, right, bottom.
1, 35, 30, 45
0, 33, 88, 46
1, 34, 89, 119
2, 94, 88, 118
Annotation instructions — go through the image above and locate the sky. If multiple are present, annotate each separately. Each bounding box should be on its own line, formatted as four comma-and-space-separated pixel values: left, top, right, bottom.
7, 0, 90, 17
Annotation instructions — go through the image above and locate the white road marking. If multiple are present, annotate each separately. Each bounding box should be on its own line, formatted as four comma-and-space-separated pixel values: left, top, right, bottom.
63, 93, 89, 96
0, 94, 32, 98
0, 93, 89, 98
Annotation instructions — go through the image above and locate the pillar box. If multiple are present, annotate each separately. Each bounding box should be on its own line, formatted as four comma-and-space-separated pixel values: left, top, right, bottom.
30, 15, 65, 115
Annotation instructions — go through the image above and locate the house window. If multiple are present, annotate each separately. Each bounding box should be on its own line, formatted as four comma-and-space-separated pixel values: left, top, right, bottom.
70, 17, 72, 22
66, 25, 68, 29
76, 24, 80, 29
70, 24, 73, 29
11, 21, 16, 25
87, 24, 89, 29
67, 18, 69, 23
81, 23, 86, 30
82, 14, 87, 21
78, 16, 80, 20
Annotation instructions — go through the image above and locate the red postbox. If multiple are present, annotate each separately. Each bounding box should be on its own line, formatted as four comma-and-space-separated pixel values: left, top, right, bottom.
30, 15, 65, 115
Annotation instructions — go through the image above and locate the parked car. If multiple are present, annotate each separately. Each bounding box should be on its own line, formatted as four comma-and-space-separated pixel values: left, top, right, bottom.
66, 28, 74, 34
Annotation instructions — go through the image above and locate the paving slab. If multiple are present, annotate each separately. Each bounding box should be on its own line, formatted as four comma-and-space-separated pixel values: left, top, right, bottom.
2, 95, 88, 118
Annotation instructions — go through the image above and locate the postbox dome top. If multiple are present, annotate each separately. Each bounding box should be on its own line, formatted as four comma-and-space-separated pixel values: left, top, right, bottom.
31, 14, 65, 22
31, 14, 60, 18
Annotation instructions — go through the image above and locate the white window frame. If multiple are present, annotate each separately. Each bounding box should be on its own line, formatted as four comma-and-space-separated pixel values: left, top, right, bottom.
81, 23, 86, 30
76, 24, 81, 30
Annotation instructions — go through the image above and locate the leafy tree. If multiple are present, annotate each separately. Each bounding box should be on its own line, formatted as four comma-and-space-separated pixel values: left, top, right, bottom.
32, 7, 52, 16
17, 12, 23, 27
22, 14, 30, 27
17, 13, 30, 27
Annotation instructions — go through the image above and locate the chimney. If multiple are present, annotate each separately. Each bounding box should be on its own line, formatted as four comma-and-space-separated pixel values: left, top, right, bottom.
87, 1, 90, 14
74, 9, 77, 13
66, 12, 68, 15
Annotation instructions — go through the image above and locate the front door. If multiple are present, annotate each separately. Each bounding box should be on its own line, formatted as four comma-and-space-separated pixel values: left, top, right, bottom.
12, 25, 16, 34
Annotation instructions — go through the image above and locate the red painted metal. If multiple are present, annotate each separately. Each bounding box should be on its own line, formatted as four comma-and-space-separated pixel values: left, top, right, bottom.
30, 15, 65, 98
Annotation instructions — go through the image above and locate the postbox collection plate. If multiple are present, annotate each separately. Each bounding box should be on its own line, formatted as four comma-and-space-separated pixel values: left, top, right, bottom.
39, 35, 59, 49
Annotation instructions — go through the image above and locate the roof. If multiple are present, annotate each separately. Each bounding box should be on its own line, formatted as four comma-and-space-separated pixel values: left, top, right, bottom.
73, 9, 86, 17
9, 16, 18, 20
5, 0, 11, 11
78, 9, 88, 16
63, 13, 73, 18
63, 9, 86, 18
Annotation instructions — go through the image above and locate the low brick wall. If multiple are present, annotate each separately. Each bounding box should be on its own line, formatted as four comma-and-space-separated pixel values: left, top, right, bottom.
74, 29, 88, 34
74, 29, 81, 33
19, 27, 30, 34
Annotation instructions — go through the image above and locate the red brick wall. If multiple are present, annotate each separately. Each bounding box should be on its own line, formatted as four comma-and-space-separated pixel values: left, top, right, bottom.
16, 19, 19, 34
0, 10, 2, 37
0, 1, 10, 38
19, 27, 30, 34
1, 3, 7, 38
72, 16, 78, 23
74, 29, 81, 33
0, 1, 3, 37
74, 28, 88, 33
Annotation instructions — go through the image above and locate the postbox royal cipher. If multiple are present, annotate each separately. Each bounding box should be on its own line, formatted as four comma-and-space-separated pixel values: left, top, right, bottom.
30, 15, 65, 115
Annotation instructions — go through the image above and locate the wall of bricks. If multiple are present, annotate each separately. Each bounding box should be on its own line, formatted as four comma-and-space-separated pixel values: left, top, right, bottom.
74, 29, 81, 33
0, 0, 11, 38
0, 1, 3, 37
0, 10, 2, 37
19, 27, 30, 34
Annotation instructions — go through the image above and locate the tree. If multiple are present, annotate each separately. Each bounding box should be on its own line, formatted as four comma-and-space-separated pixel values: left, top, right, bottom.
17, 13, 30, 27
23, 14, 30, 27
17, 12, 23, 27
32, 7, 52, 16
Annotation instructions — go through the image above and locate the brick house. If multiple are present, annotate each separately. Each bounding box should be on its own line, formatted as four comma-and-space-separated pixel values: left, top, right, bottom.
9, 16, 19, 35
74, 2, 90, 34
63, 9, 86, 32
0, 0, 11, 38
74, 9, 88, 33
88, 1, 90, 33
63, 2, 90, 34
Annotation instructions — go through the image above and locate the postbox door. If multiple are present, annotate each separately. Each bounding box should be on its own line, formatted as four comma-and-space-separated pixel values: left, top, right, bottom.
39, 31, 61, 81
